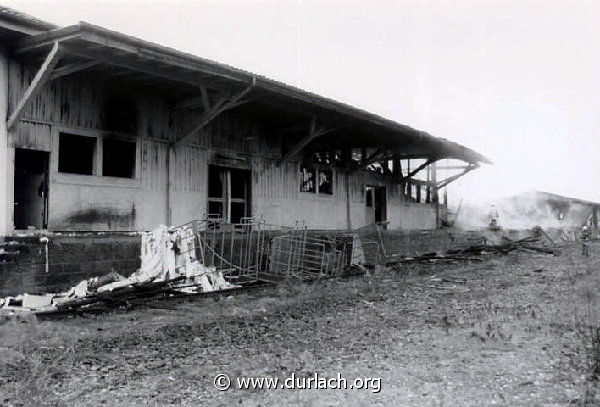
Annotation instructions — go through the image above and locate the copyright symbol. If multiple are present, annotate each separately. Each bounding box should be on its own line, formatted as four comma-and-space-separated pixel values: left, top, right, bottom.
214, 373, 231, 391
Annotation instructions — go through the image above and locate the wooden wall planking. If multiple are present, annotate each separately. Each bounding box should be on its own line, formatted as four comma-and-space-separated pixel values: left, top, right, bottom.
6, 57, 433, 231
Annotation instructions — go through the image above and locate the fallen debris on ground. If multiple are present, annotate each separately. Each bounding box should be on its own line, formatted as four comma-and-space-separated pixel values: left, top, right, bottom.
387, 235, 560, 264
0, 225, 239, 315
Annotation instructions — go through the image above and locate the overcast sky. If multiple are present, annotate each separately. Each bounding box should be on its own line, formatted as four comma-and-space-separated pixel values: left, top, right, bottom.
5, 0, 600, 203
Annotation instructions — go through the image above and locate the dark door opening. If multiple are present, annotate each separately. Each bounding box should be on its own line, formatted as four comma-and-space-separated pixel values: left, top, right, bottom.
207, 165, 251, 224
365, 186, 387, 225
374, 187, 387, 223
14, 149, 50, 230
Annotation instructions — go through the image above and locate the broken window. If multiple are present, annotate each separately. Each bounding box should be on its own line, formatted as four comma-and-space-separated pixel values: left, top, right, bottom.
58, 132, 97, 175
208, 166, 251, 224
317, 169, 333, 195
300, 166, 333, 195
102, 138, 136, 178
300, 167, 316, 193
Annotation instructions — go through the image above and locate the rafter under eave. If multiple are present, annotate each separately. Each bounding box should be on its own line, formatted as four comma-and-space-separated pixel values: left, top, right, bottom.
279, 118, 341, 165
172, 83, 254, 148
436, 163, 479, 189
49, 60, 100, 81
397, 158, 436, 184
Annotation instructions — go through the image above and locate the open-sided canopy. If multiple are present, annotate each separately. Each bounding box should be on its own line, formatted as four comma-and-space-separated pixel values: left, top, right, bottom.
10, 21, 491, 165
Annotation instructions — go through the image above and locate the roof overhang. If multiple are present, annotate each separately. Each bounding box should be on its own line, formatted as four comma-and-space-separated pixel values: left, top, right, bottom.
0, 6, 57, 37
10, 21, 491, 165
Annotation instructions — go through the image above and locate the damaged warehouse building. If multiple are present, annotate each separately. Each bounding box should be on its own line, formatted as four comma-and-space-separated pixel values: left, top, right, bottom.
0, 7, 491, 303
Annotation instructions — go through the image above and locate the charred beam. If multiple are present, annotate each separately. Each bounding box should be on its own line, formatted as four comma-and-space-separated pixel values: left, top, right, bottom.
436, 163, 479, 189
398, 158, 436, 183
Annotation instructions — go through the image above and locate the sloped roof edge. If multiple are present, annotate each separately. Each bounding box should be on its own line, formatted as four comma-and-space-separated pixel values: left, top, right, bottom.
12, 18, 491, 164
0, 5, 57, 35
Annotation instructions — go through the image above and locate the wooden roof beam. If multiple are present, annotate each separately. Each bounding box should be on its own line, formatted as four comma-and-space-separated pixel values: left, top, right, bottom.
398, 158, 436, 184
436, 163, 479, 189
172, 83, 254, 148
7, 41, 62, 131
279, 118, 340, 165
172, 86, 215, 111
54, 44, 226, 90
49, 59, 99, 81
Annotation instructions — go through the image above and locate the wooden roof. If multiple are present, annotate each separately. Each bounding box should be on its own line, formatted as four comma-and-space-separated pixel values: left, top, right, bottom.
9, 20, 491, 164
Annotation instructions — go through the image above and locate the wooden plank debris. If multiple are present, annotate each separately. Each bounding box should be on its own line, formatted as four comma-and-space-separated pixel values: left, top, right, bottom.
386, 236, 560, 265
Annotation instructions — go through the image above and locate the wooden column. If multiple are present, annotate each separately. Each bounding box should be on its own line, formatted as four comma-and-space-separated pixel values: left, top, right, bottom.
0, 49, 10, 235
345, 171, 352, 231
432, 161, 439, 228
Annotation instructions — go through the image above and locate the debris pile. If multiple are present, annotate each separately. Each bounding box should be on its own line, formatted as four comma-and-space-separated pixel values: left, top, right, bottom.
389, 236, 560, 264
0, 225, 238, 314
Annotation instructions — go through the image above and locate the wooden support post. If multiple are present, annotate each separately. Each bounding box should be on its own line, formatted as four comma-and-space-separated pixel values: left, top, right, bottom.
432, 161, 439, 228
7, 42, 61, 130
166, 146, 172, 225
405, 159, 410, 196
0, 51, 9, 235
345, 171, 351, 231
392, 157, 401, 180
341, 148, 351, 167
426, 164, 431, 203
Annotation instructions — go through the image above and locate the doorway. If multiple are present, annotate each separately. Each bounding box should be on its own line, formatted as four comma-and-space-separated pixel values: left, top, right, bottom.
14, 149, 50, 230
207, 165, 251, 224
365, 186, 387, 225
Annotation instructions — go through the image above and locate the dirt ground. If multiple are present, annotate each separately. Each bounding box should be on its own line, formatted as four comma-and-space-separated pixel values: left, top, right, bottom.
1, 243, 599, 406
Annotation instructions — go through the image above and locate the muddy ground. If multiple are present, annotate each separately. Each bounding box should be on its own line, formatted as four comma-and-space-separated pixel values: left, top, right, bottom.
1, 243, 599, 406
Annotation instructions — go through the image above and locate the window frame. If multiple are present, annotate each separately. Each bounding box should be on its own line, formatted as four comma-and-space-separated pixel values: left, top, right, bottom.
51, 126, 140, 188
101, 136, 138, 179
299, 166, 317, 193
57, 131, 98, 176
299, 165, 334, 196
207, 165, 252, 224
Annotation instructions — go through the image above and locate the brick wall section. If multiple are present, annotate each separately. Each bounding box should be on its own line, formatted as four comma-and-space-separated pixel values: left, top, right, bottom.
0, 234, 141, 297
